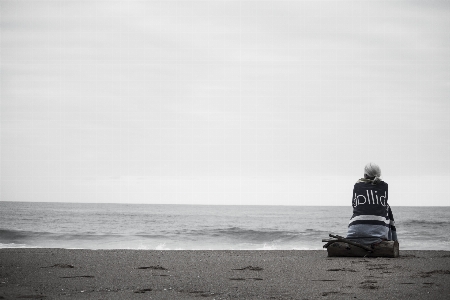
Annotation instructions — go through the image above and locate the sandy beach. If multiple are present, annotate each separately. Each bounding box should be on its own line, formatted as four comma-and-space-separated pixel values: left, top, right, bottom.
1, 249, 449, 299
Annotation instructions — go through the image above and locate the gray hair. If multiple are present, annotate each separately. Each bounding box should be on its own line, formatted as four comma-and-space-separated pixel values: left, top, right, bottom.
364, 163, 381, 178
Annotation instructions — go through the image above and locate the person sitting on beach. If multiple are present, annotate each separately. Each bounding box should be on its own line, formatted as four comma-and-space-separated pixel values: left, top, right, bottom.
346, 163, 397, 247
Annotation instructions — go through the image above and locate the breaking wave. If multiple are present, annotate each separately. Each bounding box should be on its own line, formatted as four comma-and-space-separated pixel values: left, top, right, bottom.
0, 227, 328, 250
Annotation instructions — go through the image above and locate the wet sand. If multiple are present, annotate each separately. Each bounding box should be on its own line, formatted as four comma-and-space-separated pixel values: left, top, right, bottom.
1, 249, 449, 299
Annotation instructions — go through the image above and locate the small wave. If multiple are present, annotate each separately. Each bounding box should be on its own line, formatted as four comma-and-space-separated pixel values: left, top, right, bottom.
173, 226, 328, 243
0, 228, 135, 243
0, 229, 43, 241
402, 220, 450, 227
134, 233, 170, 239
213, 227, 299, 242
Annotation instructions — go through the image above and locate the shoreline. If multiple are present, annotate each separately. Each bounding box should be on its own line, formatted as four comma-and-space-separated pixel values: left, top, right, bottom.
1, 249, 449, 299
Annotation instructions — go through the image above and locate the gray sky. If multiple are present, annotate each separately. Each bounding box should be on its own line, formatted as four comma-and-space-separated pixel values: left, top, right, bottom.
1, 0, 449, 206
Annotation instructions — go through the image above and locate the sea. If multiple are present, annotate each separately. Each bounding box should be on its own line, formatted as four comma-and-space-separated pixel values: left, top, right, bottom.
1, 202, 449, 251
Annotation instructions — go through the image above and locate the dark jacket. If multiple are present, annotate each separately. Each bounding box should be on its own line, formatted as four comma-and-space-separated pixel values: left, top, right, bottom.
347, 180, 397, 244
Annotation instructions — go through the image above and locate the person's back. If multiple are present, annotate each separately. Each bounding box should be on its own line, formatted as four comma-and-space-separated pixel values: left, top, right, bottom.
346, 163, 397, 246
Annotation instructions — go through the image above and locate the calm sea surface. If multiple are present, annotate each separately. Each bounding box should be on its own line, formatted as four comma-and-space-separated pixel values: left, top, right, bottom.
1, 202, 449, 250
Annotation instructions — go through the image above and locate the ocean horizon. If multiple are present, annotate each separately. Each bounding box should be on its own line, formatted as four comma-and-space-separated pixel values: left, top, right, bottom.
1, 201, 449, 251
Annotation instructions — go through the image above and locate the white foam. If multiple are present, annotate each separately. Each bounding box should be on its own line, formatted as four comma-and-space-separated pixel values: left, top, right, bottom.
256, 243, 278, 250
0, 243, 37, 249
155, 243, 170, 250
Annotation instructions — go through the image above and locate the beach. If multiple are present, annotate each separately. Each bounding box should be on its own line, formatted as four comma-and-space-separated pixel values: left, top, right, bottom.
1, 249, 449, 299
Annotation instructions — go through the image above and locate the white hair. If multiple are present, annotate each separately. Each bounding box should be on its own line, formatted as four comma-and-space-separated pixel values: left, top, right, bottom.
364, 162, 381, 178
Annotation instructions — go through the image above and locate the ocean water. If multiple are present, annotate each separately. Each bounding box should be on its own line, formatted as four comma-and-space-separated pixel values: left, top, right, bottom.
0, 202, 449, 251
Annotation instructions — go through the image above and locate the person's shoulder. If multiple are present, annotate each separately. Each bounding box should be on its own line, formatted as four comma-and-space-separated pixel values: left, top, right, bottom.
377, 180, 388, 190
354, 181, 365, 188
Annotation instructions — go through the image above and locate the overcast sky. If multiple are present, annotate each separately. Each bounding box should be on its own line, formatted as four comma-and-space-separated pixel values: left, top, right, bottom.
1, 0, 449, 206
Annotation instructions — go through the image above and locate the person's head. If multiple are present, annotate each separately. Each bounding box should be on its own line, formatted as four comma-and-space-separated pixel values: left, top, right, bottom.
364, 162, 381, 179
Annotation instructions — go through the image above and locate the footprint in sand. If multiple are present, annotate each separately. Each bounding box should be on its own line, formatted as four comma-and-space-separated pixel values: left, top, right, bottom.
189, 291, 219, 296
134, 288, 152, 293
137, 265, 167, 270
327, 268, 357, 272
366, 263, 390, 270
421, 270, 450, 276
359, 279, 380, 290
311, 279, 337, 282
42, 264, 74, 269
232, 266, 264, 271
360, 280, 377, 284
322, 291, 346, 296
411, 270, 450, 278
229, 277, 263, 281
360, 285, 379, 290
60, 275, 94, 278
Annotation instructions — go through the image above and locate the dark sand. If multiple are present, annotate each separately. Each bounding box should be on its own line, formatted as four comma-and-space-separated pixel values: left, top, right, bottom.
1, 249, 449, 299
